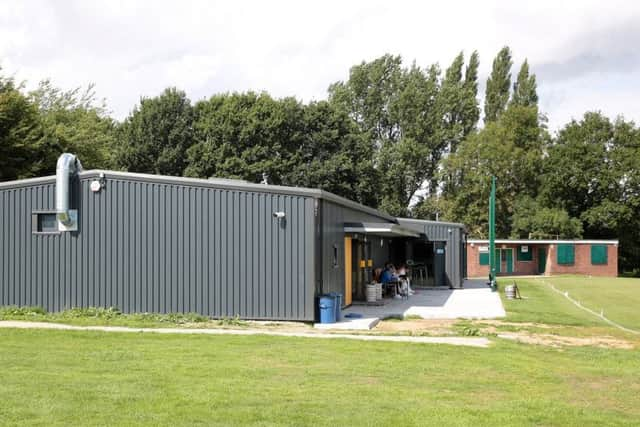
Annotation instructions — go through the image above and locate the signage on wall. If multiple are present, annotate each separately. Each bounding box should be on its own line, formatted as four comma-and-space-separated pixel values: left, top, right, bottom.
479, 246, 489, 252
436, 248, 445, 254
521, 245, 529, 253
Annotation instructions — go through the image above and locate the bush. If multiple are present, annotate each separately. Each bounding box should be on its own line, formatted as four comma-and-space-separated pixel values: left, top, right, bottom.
0, 306, 47, 317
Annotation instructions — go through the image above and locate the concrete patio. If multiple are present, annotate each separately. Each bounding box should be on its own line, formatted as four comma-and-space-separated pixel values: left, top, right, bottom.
315, 279, 505, 330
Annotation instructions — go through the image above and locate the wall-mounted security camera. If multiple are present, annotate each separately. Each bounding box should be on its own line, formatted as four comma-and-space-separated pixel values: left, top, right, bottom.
273, 211, 286, 219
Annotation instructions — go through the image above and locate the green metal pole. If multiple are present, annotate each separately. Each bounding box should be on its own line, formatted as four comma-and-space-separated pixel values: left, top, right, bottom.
489, 176, 497, 290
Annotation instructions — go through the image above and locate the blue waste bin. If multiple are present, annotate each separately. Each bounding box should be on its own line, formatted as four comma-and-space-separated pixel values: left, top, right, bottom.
329, 292, 342, 321
319, 295, 336, 324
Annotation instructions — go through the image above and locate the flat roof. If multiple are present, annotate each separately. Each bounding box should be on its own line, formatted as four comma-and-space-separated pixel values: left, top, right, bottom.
344, 222, 421, 238
0, 169, 396, 222
467, 239, 619, 245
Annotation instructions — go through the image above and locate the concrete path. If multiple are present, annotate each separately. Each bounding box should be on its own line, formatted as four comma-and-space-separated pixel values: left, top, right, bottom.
343, 279, 506, 320
0, 320, 490, 348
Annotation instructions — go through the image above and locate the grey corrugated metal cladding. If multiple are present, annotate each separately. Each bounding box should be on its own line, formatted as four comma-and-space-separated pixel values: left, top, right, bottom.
0, 173, 316, 320
396, 218, 466, 288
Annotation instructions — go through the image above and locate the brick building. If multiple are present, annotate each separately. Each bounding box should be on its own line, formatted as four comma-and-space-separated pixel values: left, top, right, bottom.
466, 239, 618, 278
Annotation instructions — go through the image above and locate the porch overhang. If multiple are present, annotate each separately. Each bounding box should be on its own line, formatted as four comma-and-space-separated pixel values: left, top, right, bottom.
344, 222, 420, 238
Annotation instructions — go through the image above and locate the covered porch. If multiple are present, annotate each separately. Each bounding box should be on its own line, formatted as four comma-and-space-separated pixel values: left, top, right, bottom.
342, 222, 449, 306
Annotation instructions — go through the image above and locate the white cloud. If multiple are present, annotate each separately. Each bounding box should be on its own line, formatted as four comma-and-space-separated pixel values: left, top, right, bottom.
1, 0, 640, 129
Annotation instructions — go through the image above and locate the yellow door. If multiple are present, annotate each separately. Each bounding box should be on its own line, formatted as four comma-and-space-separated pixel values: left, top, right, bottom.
344, 237, 352, 305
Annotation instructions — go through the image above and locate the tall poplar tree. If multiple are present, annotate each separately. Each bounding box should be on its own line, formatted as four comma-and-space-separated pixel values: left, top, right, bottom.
462, 50, 480, 136
511, 60, 538, 107
484, 46, 512, 123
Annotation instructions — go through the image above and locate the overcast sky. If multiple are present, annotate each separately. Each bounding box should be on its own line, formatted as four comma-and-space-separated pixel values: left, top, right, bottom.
2, 0, 640, 131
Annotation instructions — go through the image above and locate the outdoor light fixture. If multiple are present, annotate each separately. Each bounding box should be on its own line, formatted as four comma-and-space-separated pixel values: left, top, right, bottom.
273, 211, 287, 228
90, 173, 106, 193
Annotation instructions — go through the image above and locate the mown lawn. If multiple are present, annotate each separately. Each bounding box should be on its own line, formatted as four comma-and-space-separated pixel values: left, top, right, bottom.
0, 329, 639, 427
499, 276, 640, 330
2, 275, 640, 426
545, 276, 640, 330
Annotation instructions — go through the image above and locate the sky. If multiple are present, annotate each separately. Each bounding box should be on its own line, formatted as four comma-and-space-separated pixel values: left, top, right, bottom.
2, 0, 640, 131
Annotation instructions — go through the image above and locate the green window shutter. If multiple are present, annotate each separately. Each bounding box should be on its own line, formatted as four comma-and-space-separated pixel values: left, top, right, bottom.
479, 252, 489, 265
557, 244, 575, 265
591, 245, 608, 265
517, 245, 533, 261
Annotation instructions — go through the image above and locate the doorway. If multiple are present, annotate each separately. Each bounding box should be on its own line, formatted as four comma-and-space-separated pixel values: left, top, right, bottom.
344, 237, 352, 305
537, 247, 547, 274
503, 248, 513, 274
346, 237, 369, 302
495, 248, 513, 275
433, 242, 446, 286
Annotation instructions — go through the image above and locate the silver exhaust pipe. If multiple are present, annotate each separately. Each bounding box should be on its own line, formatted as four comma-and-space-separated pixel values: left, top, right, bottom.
56, 153, 83, 227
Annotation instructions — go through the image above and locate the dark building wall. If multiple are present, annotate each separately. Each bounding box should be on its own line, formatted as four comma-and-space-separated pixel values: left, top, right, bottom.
396, 219, 466, 288
319, 200, 393, 295
0, 174, 316, 320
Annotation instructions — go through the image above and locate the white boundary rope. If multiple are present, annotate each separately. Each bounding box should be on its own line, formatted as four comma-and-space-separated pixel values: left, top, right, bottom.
543, 279, 640, 335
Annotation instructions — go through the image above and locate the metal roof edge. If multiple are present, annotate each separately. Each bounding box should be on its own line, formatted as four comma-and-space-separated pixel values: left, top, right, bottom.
467, 239, 619, 245
1, 169, 394, 221
0, 175, 56, 189
85, 170, 327, 198
318, 190, 396, 222
102, 171, 393, 221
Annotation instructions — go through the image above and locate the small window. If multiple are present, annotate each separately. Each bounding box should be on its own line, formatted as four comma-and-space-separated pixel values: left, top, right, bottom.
333, 244, 339, 268
591, 245, 608, 265
479, 252, 489, 265
557, 244, 575, 265
517, 245, 533, 261
32, 212, 59, 234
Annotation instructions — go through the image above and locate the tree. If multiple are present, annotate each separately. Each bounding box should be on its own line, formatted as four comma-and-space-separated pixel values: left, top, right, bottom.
283, 100, 379, 206
541, 112, 640, 272
437, 105, 547, 237
29, 80, 117, 172
511, 60, 538, 107
484, 46, 512, 123
510, 196, 583, 239
437, 51, 481, 201
0, 75, 45, 180
462, 50, 481, 136
186, 93, 378, 204
437, 51, 481, 155
185, 92, 303, 184
328, 54, 443, 215
115, 88, 194, 176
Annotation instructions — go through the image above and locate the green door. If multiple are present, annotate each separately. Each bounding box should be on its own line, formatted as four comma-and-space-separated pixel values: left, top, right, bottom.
538, 248, 547, 274
494, 249, 501, 273
505, 248, 513, 274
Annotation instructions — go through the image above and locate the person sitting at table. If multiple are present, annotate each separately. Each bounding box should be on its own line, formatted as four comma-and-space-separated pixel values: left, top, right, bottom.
380, 263, 400, 297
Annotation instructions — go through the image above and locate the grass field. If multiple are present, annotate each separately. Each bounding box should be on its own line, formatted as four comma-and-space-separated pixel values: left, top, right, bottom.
544, 276, 640, 330
2, 275, 640, 426
499, 276, 640, 330
1, 329, 639, 426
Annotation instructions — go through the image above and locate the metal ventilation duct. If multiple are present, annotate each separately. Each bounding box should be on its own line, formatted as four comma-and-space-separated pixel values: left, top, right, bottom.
55, 153, 83, 228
